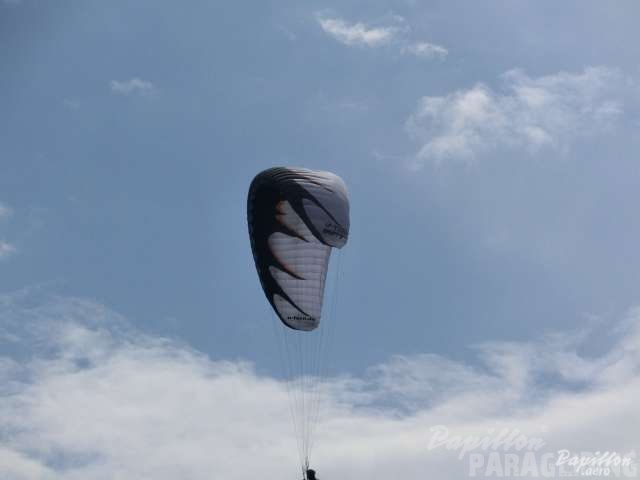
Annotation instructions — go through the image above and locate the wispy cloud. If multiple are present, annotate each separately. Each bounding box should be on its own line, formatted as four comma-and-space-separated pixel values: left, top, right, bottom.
316, 14, 447, 62
401, 42, 448, 60
63, 98, 81, 110
0, 203, 15, 260
0, 242, 15, 259
0, 203, 12, 220
110, 78, 156, 96
0, 291, 638, 478
317, 17, 397, 47
406, 67, 631, 168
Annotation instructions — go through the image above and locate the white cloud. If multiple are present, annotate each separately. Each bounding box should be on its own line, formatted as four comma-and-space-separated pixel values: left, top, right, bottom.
0, 203, 12, 220
0, 242, 15, 259
402, 42, 448, 60
315, 14, 448, 63
63, 99, 80, 110
406, 67, 631, 167
110, 78, 156, 96
317, 17, 398, 47
0, 291, 638, 479
0, 203, 15, 260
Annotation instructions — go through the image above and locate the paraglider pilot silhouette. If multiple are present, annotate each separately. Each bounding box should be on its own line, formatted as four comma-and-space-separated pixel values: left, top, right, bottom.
305, 468, 318, 480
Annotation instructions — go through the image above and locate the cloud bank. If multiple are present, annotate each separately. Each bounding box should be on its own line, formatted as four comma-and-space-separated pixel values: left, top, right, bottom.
406, 67, 634, 167
0, 290, 638, 479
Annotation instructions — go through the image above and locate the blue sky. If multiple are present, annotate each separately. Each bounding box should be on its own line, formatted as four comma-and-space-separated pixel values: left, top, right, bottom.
1, 1, 639, 478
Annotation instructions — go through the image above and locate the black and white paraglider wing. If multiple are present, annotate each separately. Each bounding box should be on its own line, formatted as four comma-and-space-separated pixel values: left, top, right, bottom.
247, 167, 350, 331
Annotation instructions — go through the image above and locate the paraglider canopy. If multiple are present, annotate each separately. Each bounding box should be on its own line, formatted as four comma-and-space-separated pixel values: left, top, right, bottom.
247, 167, 350, 331
247, 166, 350, 474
